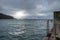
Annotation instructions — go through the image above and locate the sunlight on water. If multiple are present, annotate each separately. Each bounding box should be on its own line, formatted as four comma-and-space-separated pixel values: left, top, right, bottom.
8, 31, 25, 35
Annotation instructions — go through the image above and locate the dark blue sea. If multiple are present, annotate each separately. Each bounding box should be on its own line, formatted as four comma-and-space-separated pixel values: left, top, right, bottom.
0, 19, 53, 40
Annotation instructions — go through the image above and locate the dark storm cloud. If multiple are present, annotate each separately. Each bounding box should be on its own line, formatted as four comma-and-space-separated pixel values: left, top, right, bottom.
0, 0, 60, 19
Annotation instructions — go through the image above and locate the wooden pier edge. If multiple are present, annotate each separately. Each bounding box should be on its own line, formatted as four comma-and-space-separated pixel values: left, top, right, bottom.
43, 26, 56, 40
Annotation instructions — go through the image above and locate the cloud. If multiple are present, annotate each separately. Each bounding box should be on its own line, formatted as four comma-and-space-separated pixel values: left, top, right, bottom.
0, 0, 60, 19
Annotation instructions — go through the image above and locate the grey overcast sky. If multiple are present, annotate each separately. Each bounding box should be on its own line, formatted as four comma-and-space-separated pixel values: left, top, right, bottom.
0, 0, 60, 19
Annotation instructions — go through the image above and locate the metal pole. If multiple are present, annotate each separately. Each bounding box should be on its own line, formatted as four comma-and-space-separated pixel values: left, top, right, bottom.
47, 19, 49, 40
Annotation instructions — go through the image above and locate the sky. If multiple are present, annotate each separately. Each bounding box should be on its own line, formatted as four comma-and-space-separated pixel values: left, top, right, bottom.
0, 0, 60, 19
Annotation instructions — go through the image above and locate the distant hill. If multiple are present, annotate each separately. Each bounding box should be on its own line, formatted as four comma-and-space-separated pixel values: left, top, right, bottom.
0, 13, 14, 19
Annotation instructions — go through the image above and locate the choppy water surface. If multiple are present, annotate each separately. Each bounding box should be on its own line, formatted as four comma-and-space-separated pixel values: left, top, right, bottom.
0, 19, 53, 40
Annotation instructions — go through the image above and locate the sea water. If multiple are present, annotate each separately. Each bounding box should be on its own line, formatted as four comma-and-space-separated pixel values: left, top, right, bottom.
0, 19, 53, 40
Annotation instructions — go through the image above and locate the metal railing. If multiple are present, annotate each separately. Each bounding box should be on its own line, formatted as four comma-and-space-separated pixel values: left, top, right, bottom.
43, 19, 53, 40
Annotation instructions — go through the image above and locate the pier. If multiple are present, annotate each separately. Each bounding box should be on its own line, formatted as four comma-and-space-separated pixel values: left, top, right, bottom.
43, 11, 60, 40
